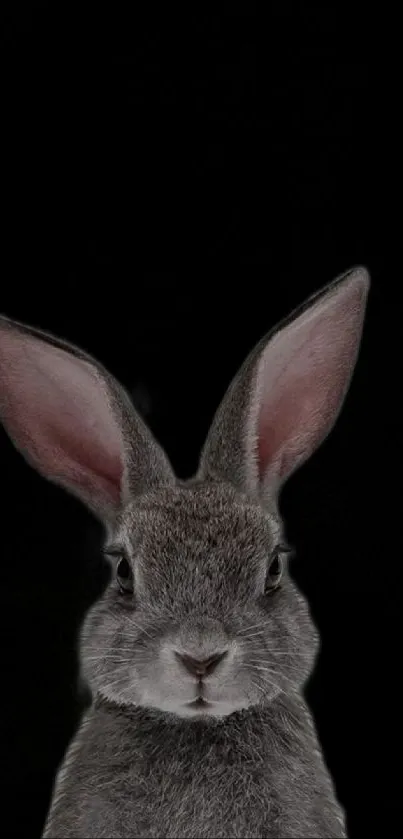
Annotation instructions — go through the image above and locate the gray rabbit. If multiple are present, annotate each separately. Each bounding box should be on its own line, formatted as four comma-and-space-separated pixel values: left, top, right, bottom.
0, 266, 370, 838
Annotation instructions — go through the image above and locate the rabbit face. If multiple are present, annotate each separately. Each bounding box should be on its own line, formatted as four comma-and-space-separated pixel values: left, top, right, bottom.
81, 483, 318, 719
0, 268, 368, 721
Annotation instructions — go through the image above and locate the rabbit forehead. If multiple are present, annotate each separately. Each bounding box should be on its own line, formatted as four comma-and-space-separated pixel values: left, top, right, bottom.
117, 483, 280, 578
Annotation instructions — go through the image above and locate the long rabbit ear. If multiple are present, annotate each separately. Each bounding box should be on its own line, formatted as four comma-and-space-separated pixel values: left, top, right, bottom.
0, 316, 174, 525
198, 266, 370, 503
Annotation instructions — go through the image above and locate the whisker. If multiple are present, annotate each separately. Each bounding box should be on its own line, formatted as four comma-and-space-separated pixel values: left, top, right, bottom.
84, 656, 133, 663
244, 662, 284, 690
128, 618, 154, 639
83, 644, 149, 653
248, 652, 308, 658
101, 677, 128, 692
240, 631, 266, 639
83, 645, 137, 651
237, 622, 270, 635
244, 663, 276, 674
263, 673, 283, 691
251, 679, 266, 698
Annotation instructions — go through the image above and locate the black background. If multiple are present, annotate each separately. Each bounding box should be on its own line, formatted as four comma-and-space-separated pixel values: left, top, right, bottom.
1, 3, 397, 838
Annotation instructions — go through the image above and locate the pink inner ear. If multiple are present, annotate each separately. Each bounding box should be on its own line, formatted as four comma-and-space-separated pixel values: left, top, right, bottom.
0, 329, 125, 515
257, 372, 335, 481
255, 276, 368, 486
29, 419, 123, 507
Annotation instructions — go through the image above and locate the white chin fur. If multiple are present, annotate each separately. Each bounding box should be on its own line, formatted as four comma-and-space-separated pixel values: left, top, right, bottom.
167, 700, 246, 719
97, 686, 254, 718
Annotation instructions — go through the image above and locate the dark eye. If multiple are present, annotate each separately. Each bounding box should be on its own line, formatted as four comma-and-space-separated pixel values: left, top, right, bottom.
103, 545, 134, 595
264, 545, 288, 594
116, 556, 134, 594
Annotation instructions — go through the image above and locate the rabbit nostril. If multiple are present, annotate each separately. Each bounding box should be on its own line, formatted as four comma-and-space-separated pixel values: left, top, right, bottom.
174, 650, 228, 678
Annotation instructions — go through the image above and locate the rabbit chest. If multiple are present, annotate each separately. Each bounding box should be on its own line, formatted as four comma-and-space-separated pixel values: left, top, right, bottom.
43, 700, 346, 838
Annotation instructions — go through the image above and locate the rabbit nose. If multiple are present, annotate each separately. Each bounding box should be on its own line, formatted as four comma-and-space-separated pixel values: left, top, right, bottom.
174, 650, 228, 678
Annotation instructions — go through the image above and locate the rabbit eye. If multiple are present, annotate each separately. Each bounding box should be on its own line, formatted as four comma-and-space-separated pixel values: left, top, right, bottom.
103, 544, 134, 595
264, 546, 287, 594
116, 556, 134, 595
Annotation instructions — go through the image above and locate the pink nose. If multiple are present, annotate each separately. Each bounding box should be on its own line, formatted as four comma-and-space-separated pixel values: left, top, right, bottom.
174, 650, 228, 678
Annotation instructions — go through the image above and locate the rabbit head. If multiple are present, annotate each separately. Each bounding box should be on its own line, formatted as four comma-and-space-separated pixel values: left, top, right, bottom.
0, 267, 369, 719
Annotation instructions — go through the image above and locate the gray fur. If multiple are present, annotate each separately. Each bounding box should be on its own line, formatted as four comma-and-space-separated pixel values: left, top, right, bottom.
0, 267, 370, 838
